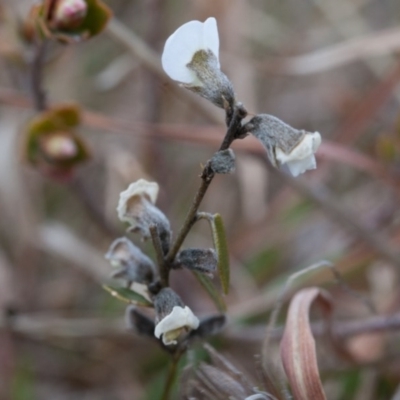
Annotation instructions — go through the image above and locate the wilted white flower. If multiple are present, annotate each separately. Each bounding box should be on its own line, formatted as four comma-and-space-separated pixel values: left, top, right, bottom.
162, 17, 235, 109
117, 179, 159, 223
243, 114, 321, 177
105, 237, 156, 284
275, 132, 321, 177
153, 288, 199, 346
117, 179, 171, 250
155, 305, 200, 346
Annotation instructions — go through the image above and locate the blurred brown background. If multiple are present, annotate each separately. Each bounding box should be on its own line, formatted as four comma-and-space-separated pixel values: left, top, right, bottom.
1, 0, 400, 398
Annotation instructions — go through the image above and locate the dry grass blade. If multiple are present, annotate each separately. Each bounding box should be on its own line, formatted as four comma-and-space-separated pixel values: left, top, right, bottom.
280, 287, 332, 400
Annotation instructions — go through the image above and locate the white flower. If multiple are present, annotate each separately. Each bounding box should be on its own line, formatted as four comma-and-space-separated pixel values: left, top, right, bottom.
117, 179, 159, 224
105, 237, 156, 284
116, 179, 159, 230
243, 114, 322, 177
161, 17, 235, 109
154, 305, 200, 346
275, 131, 321, 177
162, 17, 219, 85
116, 179, 170, 247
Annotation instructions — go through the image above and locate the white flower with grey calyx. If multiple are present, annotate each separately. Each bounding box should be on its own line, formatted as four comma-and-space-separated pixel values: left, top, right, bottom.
105, 237, 157, 285
243, 114, 321, 177
162, 17, 235, 110
117, 179, 171, 250
153, 288, 199, 346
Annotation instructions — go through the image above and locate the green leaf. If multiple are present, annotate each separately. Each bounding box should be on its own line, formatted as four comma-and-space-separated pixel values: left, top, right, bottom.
80, 0, 112, 37
103, 285, 153, 307
211, 214, 230, 295
52, 104, 81, 127
193, 271, 226, 312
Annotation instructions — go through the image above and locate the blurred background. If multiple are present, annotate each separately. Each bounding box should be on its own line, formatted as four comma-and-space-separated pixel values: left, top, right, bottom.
1, 0, 400, 398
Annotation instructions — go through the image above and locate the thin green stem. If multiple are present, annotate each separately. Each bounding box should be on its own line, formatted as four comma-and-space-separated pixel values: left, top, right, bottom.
161, 352, 183, 400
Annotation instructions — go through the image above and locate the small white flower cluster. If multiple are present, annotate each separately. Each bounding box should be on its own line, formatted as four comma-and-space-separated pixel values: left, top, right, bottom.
162, 18, 322, 176
107, 179, 200, 346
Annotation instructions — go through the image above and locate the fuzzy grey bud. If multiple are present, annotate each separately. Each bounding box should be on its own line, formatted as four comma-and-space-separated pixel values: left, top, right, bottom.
189, 314, 226, 339
105, 237, 156, 284
243, 114, 321, 177
175, 248, 217, 277
125, 305, 155, 338
210, 149, 236, 174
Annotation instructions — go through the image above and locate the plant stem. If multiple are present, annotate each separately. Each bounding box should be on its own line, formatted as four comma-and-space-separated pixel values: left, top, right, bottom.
165, 103, 247, 266
30, 39, 48, 112
150, 225, 169, 286
161, 351, 183, 400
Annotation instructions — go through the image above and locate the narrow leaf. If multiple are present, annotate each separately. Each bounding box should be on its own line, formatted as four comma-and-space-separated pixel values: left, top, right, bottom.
211, 214, 230, 294
103, 285, 152, 307
192, 271, 226, 312
280, 287, 332, 400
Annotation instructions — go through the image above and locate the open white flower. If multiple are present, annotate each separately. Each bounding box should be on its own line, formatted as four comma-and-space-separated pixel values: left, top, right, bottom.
275, 132, 321, 177
162, 17, 219, 85
243, 114, 321, 177
154, 305, 200, 346
162, 17, 235, 109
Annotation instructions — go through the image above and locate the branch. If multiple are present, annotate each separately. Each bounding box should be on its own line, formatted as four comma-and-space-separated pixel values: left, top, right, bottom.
2, 312, 400, 341
30, 40, 48, 111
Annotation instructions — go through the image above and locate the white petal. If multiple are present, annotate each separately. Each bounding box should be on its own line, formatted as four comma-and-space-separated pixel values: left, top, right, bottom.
154, 306, 200, 345
276, 132, 321, 165
162, 20, 204, 84
274, 131, 321, 176
286, 155, 316, 177
117, 179, 159, 222
202, 17, 220, 67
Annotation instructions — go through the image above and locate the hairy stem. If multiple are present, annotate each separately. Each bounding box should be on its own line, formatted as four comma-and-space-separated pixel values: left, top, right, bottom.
165, 103, 247, 266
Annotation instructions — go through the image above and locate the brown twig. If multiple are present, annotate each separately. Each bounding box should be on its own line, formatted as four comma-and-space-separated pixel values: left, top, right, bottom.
30, 39, 48, 112
2, 312, 400, 341
165, 103, 247, 266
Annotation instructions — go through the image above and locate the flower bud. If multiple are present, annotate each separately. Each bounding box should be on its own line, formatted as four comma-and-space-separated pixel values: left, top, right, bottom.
243, 114, 321, 177
125, 305, 155, 338
162, 17, 235, 110
53, 0, 88, 30
175, 248, 217, 277
209, 149, 236, 174
117, 180, 171, 251
189, 314, 226, 339
105, 237, 156, 284
153, 288, 199, 346
39, 132, 78, 161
